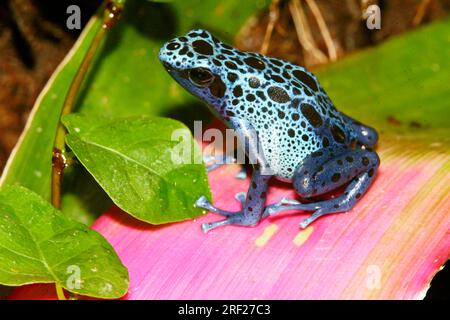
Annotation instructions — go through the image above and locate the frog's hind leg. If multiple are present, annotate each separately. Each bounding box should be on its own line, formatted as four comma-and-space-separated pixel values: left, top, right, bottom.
269, 169, 377, 228
196, 168, 271, 233
265, 148, 379, 228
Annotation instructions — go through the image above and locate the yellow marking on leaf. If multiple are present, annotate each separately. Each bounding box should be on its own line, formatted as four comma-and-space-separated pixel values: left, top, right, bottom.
340, 153, 450, 299
169, 82, 180, 98
255, 224, 279, 247
293, 227, 314, 246
214, 4, 225, 16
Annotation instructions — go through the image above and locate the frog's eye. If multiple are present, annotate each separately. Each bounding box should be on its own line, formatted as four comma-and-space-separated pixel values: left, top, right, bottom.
188, 68, 214, 87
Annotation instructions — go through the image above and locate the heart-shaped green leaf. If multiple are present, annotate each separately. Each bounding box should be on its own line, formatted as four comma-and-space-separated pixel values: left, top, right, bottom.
0, 185, 128, 298
63, 113, 210, 224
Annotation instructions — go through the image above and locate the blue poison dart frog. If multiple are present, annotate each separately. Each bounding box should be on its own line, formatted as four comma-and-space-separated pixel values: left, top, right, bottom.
159, 29, 380, 233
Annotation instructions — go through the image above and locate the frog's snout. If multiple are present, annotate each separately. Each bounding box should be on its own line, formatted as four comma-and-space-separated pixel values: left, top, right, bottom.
158, 45, 168, 63
158, 44, 173, 72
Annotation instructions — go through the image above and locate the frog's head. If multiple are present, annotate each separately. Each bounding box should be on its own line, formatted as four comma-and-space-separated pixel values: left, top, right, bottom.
159, 29, 233, 109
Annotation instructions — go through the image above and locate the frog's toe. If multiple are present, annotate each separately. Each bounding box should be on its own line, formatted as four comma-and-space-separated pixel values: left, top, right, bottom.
235, 166, 248, 180
196, 193, 247, 215
202, 212, 259, 233
234, 192, 246, 205
280, 197, 301, 205
195, 195, 210, 208
264, 203, 284, 216
202, 219, 232, 233
264, 202, 284, 216
265, 197, 302, 216
264, 205, 279, 216
299, 211, 322, 229
195, 195, 237, 217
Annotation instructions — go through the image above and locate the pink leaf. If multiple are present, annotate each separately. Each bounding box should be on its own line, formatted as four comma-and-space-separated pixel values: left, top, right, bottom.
9, 139, 450, 299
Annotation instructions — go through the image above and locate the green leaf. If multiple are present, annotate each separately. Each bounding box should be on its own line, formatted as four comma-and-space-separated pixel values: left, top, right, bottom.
316, 18, 450, 142
60, 166, 112, 226
0, 185, 128, 298
0, 0, 266, 225
63, 114, 210, 224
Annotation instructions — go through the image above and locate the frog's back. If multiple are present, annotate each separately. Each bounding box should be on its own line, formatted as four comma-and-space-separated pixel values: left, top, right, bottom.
214, 47, 354, 180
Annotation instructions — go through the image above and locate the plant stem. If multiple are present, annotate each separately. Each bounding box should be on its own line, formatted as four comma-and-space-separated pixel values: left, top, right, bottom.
51, 0, 123, 209
51, 23, 106, 209
50, 0, 124, 300
55, 284, 67, 300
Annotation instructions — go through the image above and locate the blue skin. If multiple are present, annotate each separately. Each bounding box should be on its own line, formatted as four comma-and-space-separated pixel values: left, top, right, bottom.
159, 29, 380, 232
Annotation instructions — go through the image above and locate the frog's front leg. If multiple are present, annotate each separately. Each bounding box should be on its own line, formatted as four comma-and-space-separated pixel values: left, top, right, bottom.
198, 168, 270, 232
266, 147, 379, 228
197, 117, 272, 233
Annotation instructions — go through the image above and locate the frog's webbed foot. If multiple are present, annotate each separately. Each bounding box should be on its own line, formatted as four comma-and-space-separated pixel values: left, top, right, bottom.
200, 212, 257, 233
196, 196, 234, 218
264, 197, 305, 216
266, 197, 338, 228
195, 192, 245, 218
235, 166, 248, 180
267, 147, 380, 228
196, 191, 262, 233
234, 192, 246, 205
196, 169, 271, 233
